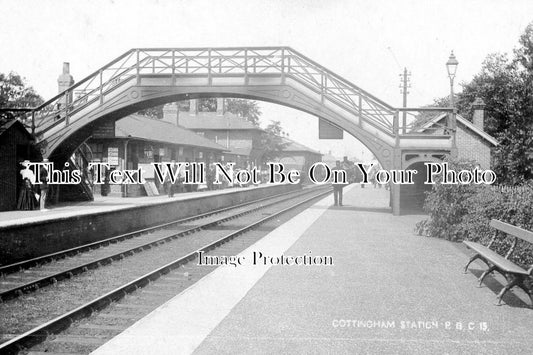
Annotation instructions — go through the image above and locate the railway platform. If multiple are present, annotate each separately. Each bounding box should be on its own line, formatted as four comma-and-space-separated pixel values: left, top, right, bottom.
0, 184, 298, 265
0, 186, 266, 228
91, 185, 533, 354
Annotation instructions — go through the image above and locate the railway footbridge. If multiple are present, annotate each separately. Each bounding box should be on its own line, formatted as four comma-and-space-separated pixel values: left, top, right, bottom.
17, 47, 456, 214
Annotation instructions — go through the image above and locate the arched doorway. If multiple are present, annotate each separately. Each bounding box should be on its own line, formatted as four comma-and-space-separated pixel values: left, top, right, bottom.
399, 161, 435, 213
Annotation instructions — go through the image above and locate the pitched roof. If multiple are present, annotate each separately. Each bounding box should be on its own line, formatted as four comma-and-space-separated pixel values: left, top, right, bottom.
177, 111, 263, 131
416, 113, 498, 146
224, 147, 253, 156
281, 137, 322, 155
115, 114, 227, 151
0, 119, 33, 139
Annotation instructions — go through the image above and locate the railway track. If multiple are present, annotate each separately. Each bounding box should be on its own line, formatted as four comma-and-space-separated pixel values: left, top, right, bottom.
0, 186, 321, 302
0, 186, 330, 354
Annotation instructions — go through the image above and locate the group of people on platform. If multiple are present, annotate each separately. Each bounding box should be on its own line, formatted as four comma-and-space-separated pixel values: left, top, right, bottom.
16, 158, 385, 208
17, 160, 49, 211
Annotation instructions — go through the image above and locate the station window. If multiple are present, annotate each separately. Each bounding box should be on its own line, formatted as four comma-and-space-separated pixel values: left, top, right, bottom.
90, 143, 104, 161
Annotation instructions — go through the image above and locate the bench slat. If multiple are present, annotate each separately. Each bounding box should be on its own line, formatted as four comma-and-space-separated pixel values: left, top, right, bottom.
490, 219, 533, 244
463, 241, 528, 275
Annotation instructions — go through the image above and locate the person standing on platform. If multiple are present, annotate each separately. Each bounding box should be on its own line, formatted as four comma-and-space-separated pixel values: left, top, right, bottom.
166, 160, 176, 198
206, 163, 215, 191
173, 169, 182, 195
17, 161, 38, 210
176, 163, 186, 193
39, 159, 50, 211
332, 160, 345, 206
182, 161, 191, 193
19, 160, 35, 185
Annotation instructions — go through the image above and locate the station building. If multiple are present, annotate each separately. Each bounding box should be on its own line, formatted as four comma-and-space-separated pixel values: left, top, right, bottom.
403, 98, 498, 211
276, 137, 322, 172
416, 98, 498, 169
86, 114, 226, 197
163, 99, 326, 173
162, 99, 264, 168
87, 98, 324, 197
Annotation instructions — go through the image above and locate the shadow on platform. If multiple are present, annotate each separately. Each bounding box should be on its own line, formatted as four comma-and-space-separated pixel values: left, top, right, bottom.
327, 205, 392, 213
468, 267, 532, 309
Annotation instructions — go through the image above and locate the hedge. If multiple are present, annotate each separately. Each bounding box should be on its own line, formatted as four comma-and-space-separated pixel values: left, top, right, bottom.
416, 159, 533, 269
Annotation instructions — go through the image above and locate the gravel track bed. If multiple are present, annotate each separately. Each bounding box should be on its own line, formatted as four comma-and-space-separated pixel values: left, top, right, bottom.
25, 197, 316, 355
0, 191, 325, 342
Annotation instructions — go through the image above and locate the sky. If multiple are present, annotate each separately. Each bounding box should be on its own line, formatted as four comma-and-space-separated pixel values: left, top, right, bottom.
1, 0, 532, 159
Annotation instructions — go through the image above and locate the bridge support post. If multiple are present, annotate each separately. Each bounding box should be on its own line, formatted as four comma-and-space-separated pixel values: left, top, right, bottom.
391, 148, 402, 216
391, 183, 400, 216
31, 111, 35, 136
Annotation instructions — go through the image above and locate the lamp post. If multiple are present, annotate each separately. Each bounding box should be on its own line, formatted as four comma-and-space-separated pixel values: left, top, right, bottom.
446, 51, 459, 147
122, 136, 131, 197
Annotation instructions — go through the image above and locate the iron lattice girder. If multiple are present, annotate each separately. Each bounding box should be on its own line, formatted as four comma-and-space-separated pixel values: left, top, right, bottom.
20, 47, 411, 138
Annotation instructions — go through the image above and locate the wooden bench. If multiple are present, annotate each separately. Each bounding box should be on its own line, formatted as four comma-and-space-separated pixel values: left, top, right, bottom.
463, 219, 533, 306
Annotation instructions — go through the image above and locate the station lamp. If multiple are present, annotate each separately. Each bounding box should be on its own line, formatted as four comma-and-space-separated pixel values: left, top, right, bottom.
446, 51, 459, 145
446, 51, 459, 80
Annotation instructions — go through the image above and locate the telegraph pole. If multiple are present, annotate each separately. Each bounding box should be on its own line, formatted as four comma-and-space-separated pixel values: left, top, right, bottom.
399, 68, 411, 134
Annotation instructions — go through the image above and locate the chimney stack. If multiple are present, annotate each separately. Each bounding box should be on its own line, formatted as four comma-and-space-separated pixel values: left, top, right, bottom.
472, 97, 485, 131
57, 62, 74, 105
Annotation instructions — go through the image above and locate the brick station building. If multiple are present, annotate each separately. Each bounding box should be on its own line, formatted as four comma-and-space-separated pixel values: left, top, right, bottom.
163, 99, 326, 173
417, 98, 498, 169
163, 99, 264, 168
403, 98, 499, 211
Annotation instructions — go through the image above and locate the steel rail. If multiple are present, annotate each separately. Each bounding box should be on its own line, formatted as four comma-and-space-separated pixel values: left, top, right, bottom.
0, 188, 330, 355
0, 187, 304, 275
0, 187, 328, 301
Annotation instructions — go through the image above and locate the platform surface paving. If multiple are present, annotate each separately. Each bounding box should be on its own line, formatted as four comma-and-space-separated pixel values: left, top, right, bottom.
92, 185, 533, 355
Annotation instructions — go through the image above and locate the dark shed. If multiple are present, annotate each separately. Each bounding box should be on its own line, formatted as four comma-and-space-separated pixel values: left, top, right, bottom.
0, 120, 34, 211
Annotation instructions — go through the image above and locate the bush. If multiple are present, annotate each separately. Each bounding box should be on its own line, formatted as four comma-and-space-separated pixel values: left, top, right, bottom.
457, 187, 506, 244
415, 159, 480, 241
417, 163, 533, 268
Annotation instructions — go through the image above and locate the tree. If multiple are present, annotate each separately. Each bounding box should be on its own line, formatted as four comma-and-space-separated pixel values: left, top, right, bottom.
259, 120, 288, 164
0, 72, 43, 120
137, 101, 191, 119
455, 53, 519, 135
225, 98, 261, 126
515, 22, 533, 72
137, 105, 164, 119
136, 98, 262, 124
198, 98, 217, 112
457, 39, 533, 184
418, 23, 533, 184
